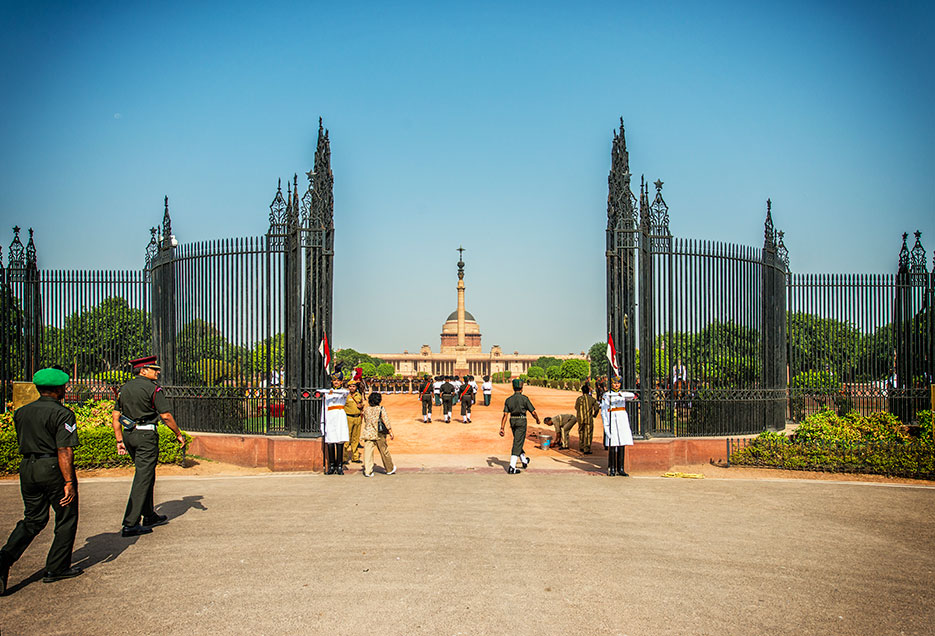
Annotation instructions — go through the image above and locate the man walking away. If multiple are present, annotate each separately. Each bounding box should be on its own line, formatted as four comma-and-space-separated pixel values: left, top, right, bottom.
1, 368, 82, 593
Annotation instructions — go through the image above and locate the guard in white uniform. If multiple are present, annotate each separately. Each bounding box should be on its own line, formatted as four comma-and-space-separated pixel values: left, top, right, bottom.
599, 375, 636, 476
318, 371, 350, 474
481, 376, 492, 406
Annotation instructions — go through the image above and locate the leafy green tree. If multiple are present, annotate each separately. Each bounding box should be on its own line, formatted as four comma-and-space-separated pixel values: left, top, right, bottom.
376, 363, 395, 377
360, 362, 376, 377
788, 313, 860, 380
250, 333, 285, 379
587, 341, 607, 377
689, 322, 759, 387
59, 297, 151, 377
559, 359, 589, 380
546, 365, 562, 380
194, 359, 238, 385
333, 347, 384, 370
535, 356, 562, 370
176, 319, 243, 384
526, 365, 545, 379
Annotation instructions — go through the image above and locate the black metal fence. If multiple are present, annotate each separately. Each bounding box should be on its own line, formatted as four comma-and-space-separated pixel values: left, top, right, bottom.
606, 120, 789, 437
1, 119, 931, 441
787, 233, 934, 424
605, 119, 931, 437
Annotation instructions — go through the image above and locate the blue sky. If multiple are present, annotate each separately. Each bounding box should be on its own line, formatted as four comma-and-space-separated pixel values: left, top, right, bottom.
0, 0, 932, 354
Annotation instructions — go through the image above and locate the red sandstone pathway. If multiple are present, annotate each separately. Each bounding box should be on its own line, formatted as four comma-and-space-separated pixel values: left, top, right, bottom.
378, 382, 625, 473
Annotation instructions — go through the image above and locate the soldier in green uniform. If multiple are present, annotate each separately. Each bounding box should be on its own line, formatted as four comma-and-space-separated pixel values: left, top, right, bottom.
419, 376, 434, 422
440, 376, 455, 423
0, 368, 82, 594
499, 378, 540, 474
111, 356, 185, 537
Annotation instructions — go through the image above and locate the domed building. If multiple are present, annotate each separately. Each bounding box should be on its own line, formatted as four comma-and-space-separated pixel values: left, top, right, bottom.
440, 309, 481, 353
371, 248, 586, 377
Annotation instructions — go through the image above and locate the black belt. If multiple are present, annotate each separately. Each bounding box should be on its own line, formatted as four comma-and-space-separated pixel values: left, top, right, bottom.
23, 453, 55, 459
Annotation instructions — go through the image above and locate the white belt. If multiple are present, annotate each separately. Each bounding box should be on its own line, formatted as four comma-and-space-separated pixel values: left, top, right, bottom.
135, 424, 156, 431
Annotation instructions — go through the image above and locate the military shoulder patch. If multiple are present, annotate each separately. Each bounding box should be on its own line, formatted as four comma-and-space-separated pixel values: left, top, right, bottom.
65, 421, 77, 433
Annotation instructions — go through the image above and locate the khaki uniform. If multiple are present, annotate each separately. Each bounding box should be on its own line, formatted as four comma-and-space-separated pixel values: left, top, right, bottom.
343, 390, 364, 462
575, 393, 600, 452
550, 413, 577, 449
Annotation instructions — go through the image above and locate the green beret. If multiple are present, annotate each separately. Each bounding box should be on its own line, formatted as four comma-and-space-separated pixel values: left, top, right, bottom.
32, 368, 70, 387
512, 378, 523, 390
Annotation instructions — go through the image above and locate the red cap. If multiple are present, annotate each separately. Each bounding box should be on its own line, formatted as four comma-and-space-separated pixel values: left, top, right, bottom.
130, 356, 160, 370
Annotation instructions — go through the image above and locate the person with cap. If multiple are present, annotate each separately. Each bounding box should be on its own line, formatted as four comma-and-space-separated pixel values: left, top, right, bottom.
439, 376, 455, 423
499, 378, 540, 474
574, 382, 600, 454
433, 376, 442, 406
459, 376, 475, 423
419, 375, 434, 423
481, 375, 492, 406
343, 379, 365, 464
0, 368, 82, 594
111, 356, 185, 537
452, 375, 462, 405
599, 375, 636, 476
317, 370, 350, 474
544, 413, 577, 450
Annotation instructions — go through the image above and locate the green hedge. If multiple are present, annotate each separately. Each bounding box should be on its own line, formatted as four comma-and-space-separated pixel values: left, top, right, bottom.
730, 409, 934, 479
1, 424, 191, 474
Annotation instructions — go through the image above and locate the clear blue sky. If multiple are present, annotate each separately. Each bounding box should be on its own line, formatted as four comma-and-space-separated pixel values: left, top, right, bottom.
1, 0, 932, 354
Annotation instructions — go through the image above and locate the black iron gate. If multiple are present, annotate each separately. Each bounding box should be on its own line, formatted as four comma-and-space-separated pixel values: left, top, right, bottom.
607, 120, 790, 437
144, 121, 335, 437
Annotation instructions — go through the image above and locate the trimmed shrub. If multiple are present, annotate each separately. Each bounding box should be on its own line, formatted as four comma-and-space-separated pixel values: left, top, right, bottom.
729, 408, 935, 479
1, 423, 191, 474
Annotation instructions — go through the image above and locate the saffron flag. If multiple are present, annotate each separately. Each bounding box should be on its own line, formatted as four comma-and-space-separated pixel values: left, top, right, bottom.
319, 332, 331, 372
606, 332, 620, 377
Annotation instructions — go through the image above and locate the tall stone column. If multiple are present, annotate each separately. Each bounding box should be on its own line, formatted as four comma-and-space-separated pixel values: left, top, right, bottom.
454, 247, 468, 375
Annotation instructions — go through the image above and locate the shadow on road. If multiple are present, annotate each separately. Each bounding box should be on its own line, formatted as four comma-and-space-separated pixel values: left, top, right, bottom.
2, 568, 45, 596
66, 496, 207, 574
155, 494, 208, 519
485, 457, 510, 472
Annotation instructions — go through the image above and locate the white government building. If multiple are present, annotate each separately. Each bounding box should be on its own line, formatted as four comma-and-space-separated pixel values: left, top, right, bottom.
371, 251, 586, 377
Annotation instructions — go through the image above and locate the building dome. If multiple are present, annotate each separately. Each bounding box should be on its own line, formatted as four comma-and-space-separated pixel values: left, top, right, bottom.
446, 309, 476, 322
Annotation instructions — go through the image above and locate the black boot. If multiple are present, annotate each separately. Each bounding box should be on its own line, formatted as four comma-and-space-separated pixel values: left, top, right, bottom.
607, 447, 617, 476
326, 444, 336, 474
618, 446, 629, 477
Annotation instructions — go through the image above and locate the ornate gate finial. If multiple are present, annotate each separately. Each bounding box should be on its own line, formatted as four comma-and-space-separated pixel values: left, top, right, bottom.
8, 226, 25, 268
764, 199, 776, 250
910, 230, 928, 274
898, 232, 910, 272
25, 228, 36, 268
269, 178, 287, 230
145, 227, 158, 264
162, 196, 173, 248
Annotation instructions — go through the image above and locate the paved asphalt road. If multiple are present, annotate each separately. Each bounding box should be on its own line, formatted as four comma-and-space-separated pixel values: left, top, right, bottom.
1, 472, 933, 636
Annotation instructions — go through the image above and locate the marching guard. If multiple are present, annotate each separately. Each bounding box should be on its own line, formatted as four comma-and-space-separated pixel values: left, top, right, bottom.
420, 376, 434, 422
